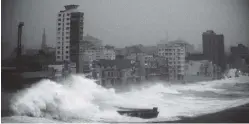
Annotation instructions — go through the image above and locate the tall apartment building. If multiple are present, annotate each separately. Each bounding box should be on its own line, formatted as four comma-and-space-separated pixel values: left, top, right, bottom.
56, 5, 84, 73
157, 42, 186, 80
202, 30, 225, 71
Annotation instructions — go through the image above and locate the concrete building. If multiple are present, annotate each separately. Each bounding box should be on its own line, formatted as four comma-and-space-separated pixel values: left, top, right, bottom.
56, 5, 84, 73
104, 47, 116, 60
185, 60, 214, 76
48, 64, 64, 78
157, 42, 186, 80
144, 55, 168, 81
202, 30, 225, 71
84, 46, 116, 61
126, 49, 146, 81
168, 40, 195, 56
229, 44, 249, 73
92, 59, 138, 88
80, 46, 115, 74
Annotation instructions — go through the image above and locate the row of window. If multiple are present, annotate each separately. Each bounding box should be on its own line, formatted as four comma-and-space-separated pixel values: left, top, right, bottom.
158, 49, 184, 51
168, 62, 184, 65
58, 22, 70, 26
57, 46, 69, 49
58, 13, 70, 17
57, 51, 69, 54
158, 53, 184, 56
58, 18, 70, 22
56, 56, 69, 59
57, 36, 70, 40
58, 27, 70, 30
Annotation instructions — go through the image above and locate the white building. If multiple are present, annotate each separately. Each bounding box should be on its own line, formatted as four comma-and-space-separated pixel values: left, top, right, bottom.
80, 46, 116, 73
56, 5, 84, 73
83, 46, 116, 61
157, 42, 186, 80
103, 48, 116, 60
48, 64, 64, 78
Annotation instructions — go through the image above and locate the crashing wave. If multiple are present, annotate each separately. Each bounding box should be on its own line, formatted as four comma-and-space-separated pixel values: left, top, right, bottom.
9, 74, 249, 122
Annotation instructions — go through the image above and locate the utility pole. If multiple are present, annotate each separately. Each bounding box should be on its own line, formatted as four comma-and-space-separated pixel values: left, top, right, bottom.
17, 22, 24, 71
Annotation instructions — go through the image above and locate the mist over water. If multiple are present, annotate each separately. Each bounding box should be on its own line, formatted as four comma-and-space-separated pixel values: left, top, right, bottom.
7, 70, 249, 123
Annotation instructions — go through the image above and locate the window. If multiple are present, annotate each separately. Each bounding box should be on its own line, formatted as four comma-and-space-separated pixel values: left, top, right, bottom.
66, 51, 69, 53
57, 42, 60, 44
58, 18, 61, 21
58, 14, 61, 17
58, 23, 61, 26
67, 18, 70, 21
57, 51, 60, 54
66, 46, 69, 49
66, 56, 69, 59
66, 23, 70, 25
66, 32, 70, 34
66, 37, 69, 39
57, 37, 60, 40
58, 28, 61, 30
66, 27, 70, 30
57, 56, 60, 59
57, 47, 60, 49
67, 13, 70, 16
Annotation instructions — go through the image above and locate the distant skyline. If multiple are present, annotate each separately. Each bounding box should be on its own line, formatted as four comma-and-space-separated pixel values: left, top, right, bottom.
2, 0, 249, 52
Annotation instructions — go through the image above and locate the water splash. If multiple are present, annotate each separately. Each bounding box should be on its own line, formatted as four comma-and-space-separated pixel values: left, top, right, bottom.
9, 73, 249, 122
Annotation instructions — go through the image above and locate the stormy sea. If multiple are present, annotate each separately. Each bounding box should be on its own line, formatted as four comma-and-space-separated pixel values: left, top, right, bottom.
2, 69, 249, 123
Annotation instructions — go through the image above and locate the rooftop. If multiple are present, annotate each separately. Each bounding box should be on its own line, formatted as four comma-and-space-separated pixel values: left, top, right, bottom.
20, 71, 53, 79
60, 5, 79, 12
65, 5, 79, 10
186, 53, 206, 61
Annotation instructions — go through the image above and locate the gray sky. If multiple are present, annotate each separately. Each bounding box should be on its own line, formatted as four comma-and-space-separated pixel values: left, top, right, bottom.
2, 0, 249, 52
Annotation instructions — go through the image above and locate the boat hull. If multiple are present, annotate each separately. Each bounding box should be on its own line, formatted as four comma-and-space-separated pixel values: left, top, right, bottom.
116, 107, 159, 119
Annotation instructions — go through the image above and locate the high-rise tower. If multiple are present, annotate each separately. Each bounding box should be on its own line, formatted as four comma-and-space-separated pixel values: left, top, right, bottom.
56, 5, 84, 73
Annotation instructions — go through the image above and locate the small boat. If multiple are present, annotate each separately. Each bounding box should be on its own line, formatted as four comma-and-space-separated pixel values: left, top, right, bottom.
116, 107, 159, 119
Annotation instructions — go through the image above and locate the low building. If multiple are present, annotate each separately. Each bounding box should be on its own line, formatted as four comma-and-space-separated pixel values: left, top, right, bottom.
185, 60, 214, 76
229, 44, 249, 73
144, 55, 169, 81
92, 59, 139, 88
157, 42, 186, 80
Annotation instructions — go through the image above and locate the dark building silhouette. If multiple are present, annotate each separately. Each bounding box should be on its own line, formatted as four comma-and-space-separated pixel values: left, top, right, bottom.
231, 44, 249, 56
202, 30, 225, 71
229, 44, 249, 72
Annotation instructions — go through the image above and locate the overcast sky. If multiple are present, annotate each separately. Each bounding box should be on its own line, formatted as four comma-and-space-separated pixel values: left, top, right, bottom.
2, 0, 249, 51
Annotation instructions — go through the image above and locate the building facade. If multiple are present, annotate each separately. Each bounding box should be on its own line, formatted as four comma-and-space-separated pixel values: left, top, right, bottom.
229, 44, 249, 73
92, 59, 138, 88
56, 5, 84, 73
144, 55, 168, 81
157, 42, 186, 80
202, 30, 225, 71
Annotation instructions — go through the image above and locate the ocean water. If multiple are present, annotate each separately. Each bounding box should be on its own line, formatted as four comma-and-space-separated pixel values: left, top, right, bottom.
2, 69, 249, 123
